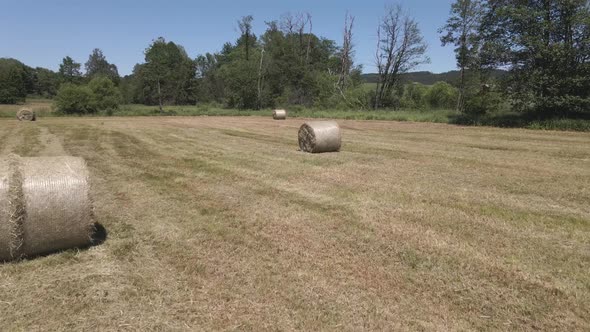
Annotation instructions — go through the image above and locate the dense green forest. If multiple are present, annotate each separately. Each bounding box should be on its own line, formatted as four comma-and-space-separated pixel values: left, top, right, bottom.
1, 0, 588, 126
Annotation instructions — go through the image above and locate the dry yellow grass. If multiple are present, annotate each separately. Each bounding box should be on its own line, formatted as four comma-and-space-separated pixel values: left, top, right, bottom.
0, 116, 589, 331
0, 99, 53, 118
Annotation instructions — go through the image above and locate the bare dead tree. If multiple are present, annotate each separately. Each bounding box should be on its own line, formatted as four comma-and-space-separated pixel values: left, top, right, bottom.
238, 15, 254, 61
338, 13, 355, 90
257, 47, 265, 109
374, 5, 429, 109
280, 12, 308, 62
374, 26, 384, 110
280, 12, 296, 34
333, 13, 366, 110
305, 13, 313, 64
296, 13, 306, 60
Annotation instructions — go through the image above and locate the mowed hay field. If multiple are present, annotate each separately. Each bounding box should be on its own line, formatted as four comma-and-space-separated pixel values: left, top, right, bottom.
0, 117, 589, 331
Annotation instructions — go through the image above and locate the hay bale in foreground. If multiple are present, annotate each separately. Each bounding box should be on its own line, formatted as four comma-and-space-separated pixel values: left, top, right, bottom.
16, 109, 36, 121
298, 121, 342, 153
273, 109, 287, 120
0, 156, 94, 261
21, 157, 94, 256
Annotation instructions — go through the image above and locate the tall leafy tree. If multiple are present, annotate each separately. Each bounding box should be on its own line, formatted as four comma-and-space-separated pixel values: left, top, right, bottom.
142, 38, 196, 111
33, 67, 59, 97
126, 14, 363, 110
85, 48, 120, 84
440, 0, 484, 112
0, 58, 27, 104
219, 54, 260, 109
88, 76, 121, 112
224, 15, 261, 108
480, 0, 590, 115
58, 56, 82, 84
204, 15, 348, 109
194, 53, 225, 103
218, 28, 260, 109
54, 83, 93, 114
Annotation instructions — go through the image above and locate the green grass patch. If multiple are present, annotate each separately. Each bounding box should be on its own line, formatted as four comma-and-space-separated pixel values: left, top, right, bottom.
0, 111, 16, 118
108, 104, 459, 123
114, 104, 269, 117
4, 99, 590, 132
287, 108, 458, 122
527, 118, 590, 132
452, 111, 590, 132
0, 98, 53, 118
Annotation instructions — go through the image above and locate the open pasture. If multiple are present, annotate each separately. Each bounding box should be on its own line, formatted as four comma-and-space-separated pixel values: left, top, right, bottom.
0, 116, 589, 330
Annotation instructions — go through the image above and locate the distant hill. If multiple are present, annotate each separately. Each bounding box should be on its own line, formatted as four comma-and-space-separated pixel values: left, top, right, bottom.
362, 70, 507, 85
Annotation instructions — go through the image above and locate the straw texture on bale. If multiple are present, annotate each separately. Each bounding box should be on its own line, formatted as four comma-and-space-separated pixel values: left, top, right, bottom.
0, 160, 10, 260
273, 109, 287, 120
0, 155, 94, 261
298, 121, 342, 153
0, 158, 24, 261
16, 109, 36, 121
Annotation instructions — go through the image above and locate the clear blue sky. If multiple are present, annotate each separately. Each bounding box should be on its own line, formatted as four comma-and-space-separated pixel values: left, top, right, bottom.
0, 0, 457, 75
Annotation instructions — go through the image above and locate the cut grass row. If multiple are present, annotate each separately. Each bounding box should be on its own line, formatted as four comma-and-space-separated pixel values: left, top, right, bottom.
1, 117, 588, 330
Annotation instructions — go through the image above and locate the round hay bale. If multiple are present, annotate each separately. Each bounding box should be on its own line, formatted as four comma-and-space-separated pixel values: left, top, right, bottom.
16, 109, 36, 121
273, 109, 287, 120
0, 155, 94, 261
298, 121, 342, 153
20, 157, 94, 256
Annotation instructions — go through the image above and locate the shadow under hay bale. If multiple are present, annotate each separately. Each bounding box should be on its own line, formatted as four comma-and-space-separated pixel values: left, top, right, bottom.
298, 121, 342, 153
90, 222, 108, 246
273, 109, 287, 120
0, 155, 96, 262
16, 109, 36, 121
6, 222, 108, 262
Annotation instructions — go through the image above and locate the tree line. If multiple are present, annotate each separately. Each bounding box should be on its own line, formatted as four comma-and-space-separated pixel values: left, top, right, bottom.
440, 0, 590, 118
0, 0, 588, 119
0, 48, 122, 113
